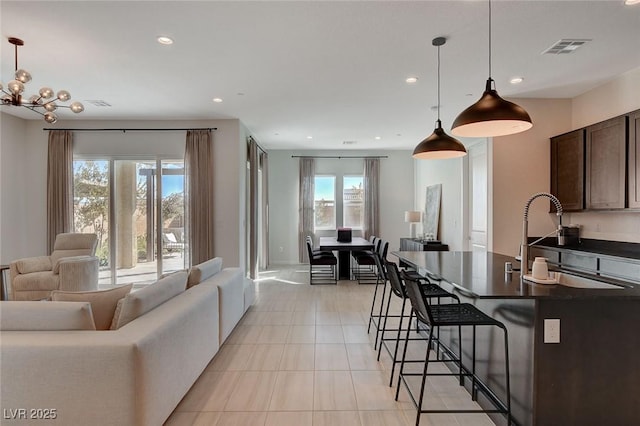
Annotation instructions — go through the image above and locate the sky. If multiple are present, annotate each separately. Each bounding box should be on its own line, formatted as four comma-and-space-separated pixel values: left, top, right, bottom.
315, 176, 362, 200
74, 160, 184, 197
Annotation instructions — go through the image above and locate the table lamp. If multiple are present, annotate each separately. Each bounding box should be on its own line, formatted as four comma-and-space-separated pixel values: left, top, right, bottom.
404, 211, 421, 238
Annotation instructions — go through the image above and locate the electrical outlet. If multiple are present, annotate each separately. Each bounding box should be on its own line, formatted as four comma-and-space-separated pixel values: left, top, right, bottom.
544, 319, 560, 343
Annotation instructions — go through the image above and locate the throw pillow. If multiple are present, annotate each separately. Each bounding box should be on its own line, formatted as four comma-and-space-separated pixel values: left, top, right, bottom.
51, 284, 133, 330
0, 301, 96, 331
110, 270, 187, 329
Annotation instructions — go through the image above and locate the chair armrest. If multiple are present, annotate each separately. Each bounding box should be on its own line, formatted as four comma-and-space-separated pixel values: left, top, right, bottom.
57, 256, 99, 292
11, 256, 52, 274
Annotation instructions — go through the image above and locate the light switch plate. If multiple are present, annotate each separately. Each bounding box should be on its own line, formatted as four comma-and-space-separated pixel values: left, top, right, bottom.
544, 318, 560, 343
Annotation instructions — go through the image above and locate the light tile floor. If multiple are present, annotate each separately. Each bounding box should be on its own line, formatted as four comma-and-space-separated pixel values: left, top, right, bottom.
165, 265, 496, 426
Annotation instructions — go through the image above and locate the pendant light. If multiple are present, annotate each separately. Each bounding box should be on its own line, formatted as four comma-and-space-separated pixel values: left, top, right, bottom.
413, 37, 467, 160
451, 0, 532, 137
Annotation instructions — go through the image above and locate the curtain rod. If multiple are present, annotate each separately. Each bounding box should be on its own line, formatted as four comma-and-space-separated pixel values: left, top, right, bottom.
291, 155, 388, 159
42, 127, 217, 132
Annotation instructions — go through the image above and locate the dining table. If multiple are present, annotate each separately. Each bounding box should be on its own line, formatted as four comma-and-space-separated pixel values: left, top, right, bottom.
319, 236, 374, 280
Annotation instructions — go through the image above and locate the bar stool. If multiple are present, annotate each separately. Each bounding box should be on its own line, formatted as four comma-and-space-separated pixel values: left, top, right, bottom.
378, 261, 459, 386
364, 249, 389, 350
396, 275, 511, 426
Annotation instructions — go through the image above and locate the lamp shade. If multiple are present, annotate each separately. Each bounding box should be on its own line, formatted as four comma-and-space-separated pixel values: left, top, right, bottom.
413, 120, 467, 160
451, 78, 532, 138
404, 211, 421, 223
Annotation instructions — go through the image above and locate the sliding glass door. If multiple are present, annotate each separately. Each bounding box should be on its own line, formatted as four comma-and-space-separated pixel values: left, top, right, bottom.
73, 158, 185, 287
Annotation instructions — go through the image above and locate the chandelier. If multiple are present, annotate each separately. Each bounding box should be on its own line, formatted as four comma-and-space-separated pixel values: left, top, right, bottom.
1, 37, 84, 124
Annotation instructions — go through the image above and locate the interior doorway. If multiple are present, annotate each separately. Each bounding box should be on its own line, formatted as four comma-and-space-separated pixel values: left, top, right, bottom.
464, 140, 491, 252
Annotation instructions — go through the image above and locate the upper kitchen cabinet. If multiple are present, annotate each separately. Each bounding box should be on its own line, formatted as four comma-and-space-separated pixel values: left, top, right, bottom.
551, 129, 585, 211
585, 116, 627, 209
629, 110, 640, 209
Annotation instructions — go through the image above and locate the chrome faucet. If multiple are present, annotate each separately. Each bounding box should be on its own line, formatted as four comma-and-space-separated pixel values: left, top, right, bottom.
521, 192, 563, 276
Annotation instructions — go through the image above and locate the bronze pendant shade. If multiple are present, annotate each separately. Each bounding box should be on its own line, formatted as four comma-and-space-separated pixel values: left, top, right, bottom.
413, 119, 467, 160
413, 37, 467, 160
451, 78, 532, 137
451, 0, 532, 138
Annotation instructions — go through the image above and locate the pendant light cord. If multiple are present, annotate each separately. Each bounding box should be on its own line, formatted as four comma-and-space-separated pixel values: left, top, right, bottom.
488, 0, 492, 79
437, 43, 441, 123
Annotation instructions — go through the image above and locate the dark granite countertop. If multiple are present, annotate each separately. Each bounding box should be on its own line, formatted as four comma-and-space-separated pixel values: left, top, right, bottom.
391, 251, 640, 300
530, 237, 640, 262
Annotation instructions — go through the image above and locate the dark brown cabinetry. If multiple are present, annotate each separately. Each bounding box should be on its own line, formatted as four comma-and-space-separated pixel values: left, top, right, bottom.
629, 110, 640, 208
550, 129, 584, 211
585, 116, 627, 209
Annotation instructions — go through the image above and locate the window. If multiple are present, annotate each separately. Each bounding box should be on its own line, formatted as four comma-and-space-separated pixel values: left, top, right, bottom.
314, 175, 335, 230
73, 158, 185, 287
343, 176, 364, 229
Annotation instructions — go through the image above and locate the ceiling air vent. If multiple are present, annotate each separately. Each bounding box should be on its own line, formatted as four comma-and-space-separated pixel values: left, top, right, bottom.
542, 39, 591, 55
86, 100, 112, 107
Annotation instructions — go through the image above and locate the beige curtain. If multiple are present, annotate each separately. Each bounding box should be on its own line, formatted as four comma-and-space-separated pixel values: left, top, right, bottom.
363, 158, 380, 240
248, 138, 259, 279
298, 158, 315, 263
260, 151, 269, 269
47, 130, 74, 253
185, 129, 215, 265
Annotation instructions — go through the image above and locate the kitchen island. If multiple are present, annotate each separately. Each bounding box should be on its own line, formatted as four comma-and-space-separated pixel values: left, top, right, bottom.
392, 250, 640, 426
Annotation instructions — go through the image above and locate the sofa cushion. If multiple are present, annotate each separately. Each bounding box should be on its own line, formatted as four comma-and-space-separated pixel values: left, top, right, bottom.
0, 301, 96, 331
187, 257, 223, 288
51, 284, 133, 330
14, 256, 52, 274
111, 271, 187, 329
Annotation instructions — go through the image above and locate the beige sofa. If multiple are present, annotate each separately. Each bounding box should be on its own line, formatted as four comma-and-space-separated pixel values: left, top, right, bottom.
0, 257, 254, 426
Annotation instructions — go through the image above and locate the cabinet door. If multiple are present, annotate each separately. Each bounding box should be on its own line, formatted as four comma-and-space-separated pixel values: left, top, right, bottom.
629, 110, 640, 209
551, 129, 584, 211
586, 116, 627, 209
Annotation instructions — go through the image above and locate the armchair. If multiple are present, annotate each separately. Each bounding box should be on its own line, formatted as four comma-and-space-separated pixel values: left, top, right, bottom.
9, 233, 99, 301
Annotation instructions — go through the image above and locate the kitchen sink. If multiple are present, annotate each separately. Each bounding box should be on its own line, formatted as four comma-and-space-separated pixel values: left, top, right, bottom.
551, 272, 626, 289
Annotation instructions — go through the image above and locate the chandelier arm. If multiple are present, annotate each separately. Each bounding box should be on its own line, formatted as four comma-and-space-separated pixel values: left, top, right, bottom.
21, 105, 46, 116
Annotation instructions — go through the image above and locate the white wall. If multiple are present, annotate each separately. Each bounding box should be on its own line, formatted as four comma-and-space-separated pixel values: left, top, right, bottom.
492, 98, 573, 256
0, 116, 247, 269
0, 113, 29, 261
566, 66, 640, 243
268, 150, 414, 265
414, 156, 465, 251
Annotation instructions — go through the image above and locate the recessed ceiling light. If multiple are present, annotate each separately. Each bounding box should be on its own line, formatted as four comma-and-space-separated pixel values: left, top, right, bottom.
625, 0, 640, 5
510, 77, 524, 85
307, 136, 313, 139
405, 77, 418, 84
157, 36, 174, 45
212, 98, 223, 103
374, 136, 381, 140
